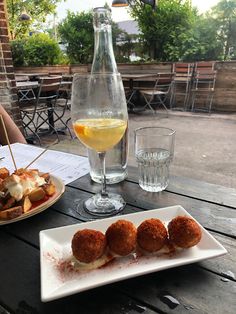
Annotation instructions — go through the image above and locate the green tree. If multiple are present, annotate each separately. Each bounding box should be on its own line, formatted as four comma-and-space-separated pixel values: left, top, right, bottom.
129, 0, 195, 61
58, 11, 124, 64
6, 0, 62, 39
58, 11, 94, 64
211, 0, 236, 60
116, 32, 136, 60
166, 13, 224, 61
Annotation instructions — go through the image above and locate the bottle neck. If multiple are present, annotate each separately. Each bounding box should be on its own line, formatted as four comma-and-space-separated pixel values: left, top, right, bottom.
91, 27, 118, 74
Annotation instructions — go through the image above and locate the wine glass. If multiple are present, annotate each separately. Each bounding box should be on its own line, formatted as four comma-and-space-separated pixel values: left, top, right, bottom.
71, 73, 128, 218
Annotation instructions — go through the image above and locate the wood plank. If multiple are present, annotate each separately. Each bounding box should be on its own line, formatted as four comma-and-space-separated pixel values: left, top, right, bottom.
2, 200, 236, 285
1, 186, 235, 283
51, 186, 140, 218
0, 231, 235, 314
0, 232, 158, 314
2, 209, 79, 248
3, 208, 236, 285
127, 166, 236, 209
68, 176, 236, 238
199, 231, 236, 280
117, 265, 236, 314
0, 304, 11, 314
0, 182, 147, 250
1, 188, 142, 248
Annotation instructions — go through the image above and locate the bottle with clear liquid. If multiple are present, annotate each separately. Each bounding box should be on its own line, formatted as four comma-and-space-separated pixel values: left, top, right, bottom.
88, 7, 128, 184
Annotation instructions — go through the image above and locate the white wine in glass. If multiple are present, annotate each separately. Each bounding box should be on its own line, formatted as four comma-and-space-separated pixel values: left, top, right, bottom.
71, 73, 128, 218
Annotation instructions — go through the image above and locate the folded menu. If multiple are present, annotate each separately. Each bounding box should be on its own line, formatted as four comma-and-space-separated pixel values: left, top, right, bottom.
0, 143, 90, 185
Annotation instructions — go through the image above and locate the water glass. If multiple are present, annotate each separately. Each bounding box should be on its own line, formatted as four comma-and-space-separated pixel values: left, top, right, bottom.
135, 127, 175, 192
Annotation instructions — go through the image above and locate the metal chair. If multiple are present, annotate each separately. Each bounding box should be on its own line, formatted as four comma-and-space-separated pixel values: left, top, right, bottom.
170, 63, 194, 111
16, 75, 37, 103
139, 72, 174, 115
53, 78, 73, 138
20, 76, 62, 144
190, 69, 217, 113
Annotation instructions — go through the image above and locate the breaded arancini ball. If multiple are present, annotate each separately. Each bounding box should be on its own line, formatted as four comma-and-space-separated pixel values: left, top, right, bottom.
71, 229, 107, 263
137, 218, 168, 252
168, 216, 202, 248
106, 219, 137, 256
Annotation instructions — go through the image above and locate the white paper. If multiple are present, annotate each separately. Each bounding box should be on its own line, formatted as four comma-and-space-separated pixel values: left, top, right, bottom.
0, 143, 90, 185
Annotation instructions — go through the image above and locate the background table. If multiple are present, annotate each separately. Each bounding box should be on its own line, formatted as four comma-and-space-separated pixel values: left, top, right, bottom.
122, 74, 155, 112
0, 166, 236, 313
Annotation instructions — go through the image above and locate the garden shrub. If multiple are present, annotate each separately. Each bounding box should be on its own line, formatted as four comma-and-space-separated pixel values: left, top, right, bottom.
11, 33, 65, 66
24, 33, 62, 66
10, 40, 25, 66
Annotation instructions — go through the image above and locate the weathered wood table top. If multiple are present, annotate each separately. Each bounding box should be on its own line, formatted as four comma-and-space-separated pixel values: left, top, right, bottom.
16, 81, 39, 90
0, 166, 236, 314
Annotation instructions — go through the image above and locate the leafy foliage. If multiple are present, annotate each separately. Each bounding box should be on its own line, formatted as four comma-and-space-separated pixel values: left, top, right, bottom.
8, 0, 236, 64
58, 11, 124, 64
10, 40, 25, 66
165, 14, 224, 61
10, 33, 63, 66
6, 0, 62, 39
58, 11, 94, 64
129, 0, 195, 61
210, 0, 236, 60
129, 0, 236, 61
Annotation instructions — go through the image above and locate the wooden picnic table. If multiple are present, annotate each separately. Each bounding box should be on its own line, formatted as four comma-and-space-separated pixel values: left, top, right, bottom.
0, 164, 236, 313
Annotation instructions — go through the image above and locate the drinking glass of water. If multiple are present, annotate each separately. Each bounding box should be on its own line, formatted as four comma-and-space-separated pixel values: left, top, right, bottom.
135, 127, 175, 192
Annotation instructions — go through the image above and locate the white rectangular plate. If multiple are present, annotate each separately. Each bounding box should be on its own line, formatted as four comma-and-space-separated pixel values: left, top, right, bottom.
40, 205, 227, 302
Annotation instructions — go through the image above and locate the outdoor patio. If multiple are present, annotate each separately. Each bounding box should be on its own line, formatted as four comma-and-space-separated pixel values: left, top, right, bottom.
41, 108, 236, 189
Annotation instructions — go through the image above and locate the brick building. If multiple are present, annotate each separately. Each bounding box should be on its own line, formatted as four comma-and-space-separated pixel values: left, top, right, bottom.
0, 0, 23, 131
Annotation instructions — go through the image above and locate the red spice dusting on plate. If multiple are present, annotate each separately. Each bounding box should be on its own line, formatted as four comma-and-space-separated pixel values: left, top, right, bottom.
44, 244, 181, 284
57, 259, 75, 274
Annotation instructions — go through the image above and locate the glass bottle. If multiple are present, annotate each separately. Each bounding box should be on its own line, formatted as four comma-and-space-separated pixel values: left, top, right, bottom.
88, 7, 128, 184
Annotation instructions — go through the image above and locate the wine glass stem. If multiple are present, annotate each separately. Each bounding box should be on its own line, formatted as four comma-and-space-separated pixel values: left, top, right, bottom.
98, 151, 108, 197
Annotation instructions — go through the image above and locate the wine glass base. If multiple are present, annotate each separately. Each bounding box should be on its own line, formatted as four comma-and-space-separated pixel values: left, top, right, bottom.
75, 206, 122, 222
83, 192, 126, 218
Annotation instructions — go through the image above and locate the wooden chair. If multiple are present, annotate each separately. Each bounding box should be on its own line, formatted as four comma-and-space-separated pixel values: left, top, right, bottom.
194, 61, 215, 73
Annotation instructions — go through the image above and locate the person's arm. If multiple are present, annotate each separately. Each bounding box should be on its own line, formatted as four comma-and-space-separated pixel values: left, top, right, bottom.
0, 105, 27, 145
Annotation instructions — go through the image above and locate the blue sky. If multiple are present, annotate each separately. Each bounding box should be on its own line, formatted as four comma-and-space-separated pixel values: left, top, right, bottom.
55, 0, 220, 22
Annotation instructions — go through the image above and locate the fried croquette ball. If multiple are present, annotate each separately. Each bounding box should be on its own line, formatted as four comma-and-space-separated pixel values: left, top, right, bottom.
106, 220, 137, 256
137, 218, 168, 252
168, 216, 202, 248
71, 229, 107, 263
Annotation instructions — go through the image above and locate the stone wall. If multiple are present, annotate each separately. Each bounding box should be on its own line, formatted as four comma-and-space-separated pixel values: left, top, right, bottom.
0, 0, 23, 131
